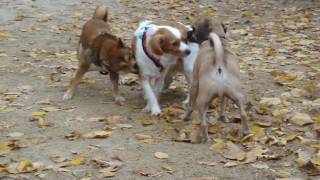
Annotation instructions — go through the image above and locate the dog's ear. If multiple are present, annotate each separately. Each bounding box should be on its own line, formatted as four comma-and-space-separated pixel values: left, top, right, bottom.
150, 34, 164, 55
222, 23, 227, 33
118, 38, 125, 48
187, 29, 194, 40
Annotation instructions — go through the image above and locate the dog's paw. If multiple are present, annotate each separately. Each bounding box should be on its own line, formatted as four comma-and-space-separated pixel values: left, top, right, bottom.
115, 96, 125, 106
241, 129, 251, 136
218, 115, 230, 123
181, 113, 191, 121
151, 107, 161, 116
62, 91, 73, 100
141, 105, 151, 113
202, 137, 213, 144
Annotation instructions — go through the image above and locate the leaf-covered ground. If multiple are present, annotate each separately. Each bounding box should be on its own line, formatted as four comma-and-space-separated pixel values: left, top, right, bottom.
0, 0, 320, 179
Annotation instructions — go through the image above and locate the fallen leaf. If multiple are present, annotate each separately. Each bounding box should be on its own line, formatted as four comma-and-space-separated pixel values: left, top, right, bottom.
68, 155, 85, 166
251, 162, 269, 169
135, 133, 152, 140
222, 141, 246, 161
243, 145, 268, 164
37, 117, 46, 128
224, 161, 239, 167
290, 113, 313, 126
64, 131, 81, 141
260, 97, 281, 106
105, 115, 121, 124
296, 149, 311, 167
7, 132, 24, 138
209, 138, 226, 153
116, 123, 133, 129
0, 31, 12, 38
197, 161, 217, 166
154, 152, 169, 159
32, 111, 47, 117
0, 143, 11, 155
275, 170, 291, 178
16, 160, 37, 173
162, 165, 175, 174
138, 116, 158, 126
250, 125, 265, 141
254, 121, 272, 127
50, 155, 67, 163
83, 131, 112, 139
40, 106, 60, 112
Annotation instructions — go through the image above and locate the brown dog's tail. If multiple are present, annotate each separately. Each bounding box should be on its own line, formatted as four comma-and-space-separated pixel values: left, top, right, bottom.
209, 32, 224, 77
93, 5, 108, 22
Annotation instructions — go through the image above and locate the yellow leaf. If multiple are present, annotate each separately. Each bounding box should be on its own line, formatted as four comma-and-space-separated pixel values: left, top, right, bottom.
17, 160, 36, 173
135, 133, 152, 140
80, 78, 95, 84
311, 152, 320, 166
0, 31, 12, 38
138, 116, 158, 126
272, 109, 289, 117
83, 131, 112, 139
69, 155, 85, 166
250, 125, 265, 141
222, 141, 246, 161
105, 115, 121, 124
37, 117, 46, 128
0, 143, 11, 154
209, 138, 226, 153
32, 111, 47, 117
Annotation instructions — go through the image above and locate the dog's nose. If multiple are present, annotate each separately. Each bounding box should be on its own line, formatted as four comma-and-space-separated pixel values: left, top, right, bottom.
131, 63, 139, 74
185, 49, 191, 56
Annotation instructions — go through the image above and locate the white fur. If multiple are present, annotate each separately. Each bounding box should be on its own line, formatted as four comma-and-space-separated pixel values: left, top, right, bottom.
182, 42, 199, 104
134, 21, 197, 115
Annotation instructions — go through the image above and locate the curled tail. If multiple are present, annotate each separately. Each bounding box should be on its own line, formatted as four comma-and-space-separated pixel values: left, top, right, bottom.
209, 33, 224, 76
93, 5, 108, 22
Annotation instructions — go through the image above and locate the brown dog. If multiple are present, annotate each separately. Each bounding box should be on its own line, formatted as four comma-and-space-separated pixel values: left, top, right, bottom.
63, 6, 138, 105
183, 19, 249, 143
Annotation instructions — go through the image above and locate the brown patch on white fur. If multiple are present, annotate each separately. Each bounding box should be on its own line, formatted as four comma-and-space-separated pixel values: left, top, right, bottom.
149, 28, 184, 57
153, 20, 190, 42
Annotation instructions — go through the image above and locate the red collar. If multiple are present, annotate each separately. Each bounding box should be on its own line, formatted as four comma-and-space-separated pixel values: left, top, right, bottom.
142, 30, 164, 72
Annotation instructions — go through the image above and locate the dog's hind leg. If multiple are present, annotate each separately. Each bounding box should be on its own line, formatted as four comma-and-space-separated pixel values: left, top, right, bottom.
218, 96, 230, 123
63, 54, 90, 100
228, 90, 250, 136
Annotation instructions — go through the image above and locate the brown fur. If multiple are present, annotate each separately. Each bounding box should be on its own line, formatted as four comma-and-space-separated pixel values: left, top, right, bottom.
183, 20, 249, 143
63, 6, 137, 105
149, 28, 185, 57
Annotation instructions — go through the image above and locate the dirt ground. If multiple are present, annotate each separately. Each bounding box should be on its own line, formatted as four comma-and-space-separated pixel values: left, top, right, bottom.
0, 0, 320, 179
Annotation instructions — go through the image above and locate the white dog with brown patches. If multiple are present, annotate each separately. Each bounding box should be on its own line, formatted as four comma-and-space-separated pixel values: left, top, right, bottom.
132, 20, 198, 115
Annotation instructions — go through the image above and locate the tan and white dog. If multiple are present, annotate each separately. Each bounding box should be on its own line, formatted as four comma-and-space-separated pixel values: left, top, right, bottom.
63, 6, 138, 105
132, 20, 198, 115
183, 19, 250, 143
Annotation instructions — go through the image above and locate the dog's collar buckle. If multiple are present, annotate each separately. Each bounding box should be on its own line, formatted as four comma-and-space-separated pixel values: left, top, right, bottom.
141, 29, 164, 72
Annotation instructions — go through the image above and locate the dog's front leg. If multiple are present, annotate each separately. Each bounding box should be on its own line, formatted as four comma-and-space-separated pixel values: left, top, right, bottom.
110, 72, 125, 105
153, 77, 165, 98
142, 78, 161, 115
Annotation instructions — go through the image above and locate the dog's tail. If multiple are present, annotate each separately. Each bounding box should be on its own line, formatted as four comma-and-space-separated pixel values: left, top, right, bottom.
209, 32, 224, 77
93, 5, 108, 22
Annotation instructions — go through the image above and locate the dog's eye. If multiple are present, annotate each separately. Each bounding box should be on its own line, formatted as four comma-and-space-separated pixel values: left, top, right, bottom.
172, 41, 179, 47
